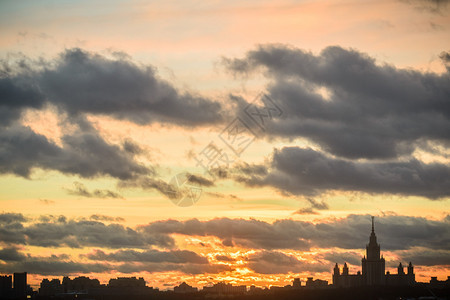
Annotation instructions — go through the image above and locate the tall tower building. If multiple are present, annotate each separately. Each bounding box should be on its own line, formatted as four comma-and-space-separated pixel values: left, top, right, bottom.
13, 272, 27, 297
361, 217, 385, 285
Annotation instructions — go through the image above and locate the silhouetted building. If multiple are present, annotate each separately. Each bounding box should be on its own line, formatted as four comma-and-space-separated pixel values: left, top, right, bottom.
13, 272, 27, 297
0, 275, 13, 296
292, 278, 302, 289
39, 278, 64, 296
248, 285, 264, 294
429, 276, 450, 288
385, 262, 415, 286
333, 217, 416, 287
108, 277, 145, 287
306, 277, 328, 288
202, 282, 246, 294
174, 282, 197, 293
361, 217, 385, 285
333, 263, 362, 287
62, 276, 100, 293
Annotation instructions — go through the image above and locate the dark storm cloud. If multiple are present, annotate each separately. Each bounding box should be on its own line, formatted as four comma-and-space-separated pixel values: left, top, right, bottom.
39, 48, 224, 126
224, 45, 450, 160
235, 147, 450, 199
247, 250, 329, 274
86, 249, 209, 264
65, 181, 123, 199
143, 214, 450, 252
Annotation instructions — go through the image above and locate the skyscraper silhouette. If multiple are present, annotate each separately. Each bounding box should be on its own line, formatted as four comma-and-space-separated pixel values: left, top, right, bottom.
333, 216, 415, 287
361, 216, 385, 285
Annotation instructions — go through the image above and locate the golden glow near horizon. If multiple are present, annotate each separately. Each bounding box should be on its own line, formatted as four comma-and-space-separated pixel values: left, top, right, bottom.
0, 0, 449, 291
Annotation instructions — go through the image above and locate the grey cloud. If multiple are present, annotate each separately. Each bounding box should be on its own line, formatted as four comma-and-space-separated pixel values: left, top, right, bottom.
0, 251, 227, 276
224, 45, 450, 160
395, 248, 450, 266
187, 173, 215, 187
118, 175, 180, 199
440, 50, 450, 63
403, 0, 450, 13
39, 199, 55, 205
0, 247, 27, 262
293, 207, 320, 215
215, 255, 235, 262
0, 214, 174, 249
247, 250, 329, 274
0, 257, 112, 275
122, 139, 143, 155
0, 48, 226, 194
115, 262, 231, 275
0, 213, 26, 244
40, 48, 225, 126
0, 212, 27, 224
143, 218, 310, 250
0, 76, 44, 126
0, 125, 150, 179
320, 251, 362, 266
89, 215, 125, 222
237, 147, 450, 199
65, 181, 123, 199
143, 214, 450, 252
86, 249, 208, 264
24, 219, 174, 249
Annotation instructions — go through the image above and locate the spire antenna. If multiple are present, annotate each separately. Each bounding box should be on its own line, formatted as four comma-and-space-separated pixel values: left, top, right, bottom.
371, 216, 374, 233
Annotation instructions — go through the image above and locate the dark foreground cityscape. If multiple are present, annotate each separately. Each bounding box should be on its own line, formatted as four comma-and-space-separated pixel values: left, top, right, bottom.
1, 218, 449, 300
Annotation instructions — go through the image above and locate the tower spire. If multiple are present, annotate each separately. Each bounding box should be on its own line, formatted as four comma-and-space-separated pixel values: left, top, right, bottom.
371, 216, 374, 233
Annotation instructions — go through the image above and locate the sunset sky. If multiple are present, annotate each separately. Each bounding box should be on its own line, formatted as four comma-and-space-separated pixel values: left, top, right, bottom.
0, 0, 449, 290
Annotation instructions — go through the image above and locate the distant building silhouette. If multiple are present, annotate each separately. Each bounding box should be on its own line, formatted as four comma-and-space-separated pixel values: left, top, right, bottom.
305, 277, 328, 288
248, 285, 265, 294
202, 282, 246, 294
333, 217, 415, 287
292, 278, 302, 289
62, 276, 100, 293
174, 282, 197, 293
13, 272, 27, 298
0, 275, 12, 296
429, 276, 450, 288
39, 278, 64, 296
36, 276, 156, 297
108, 277, 145, 287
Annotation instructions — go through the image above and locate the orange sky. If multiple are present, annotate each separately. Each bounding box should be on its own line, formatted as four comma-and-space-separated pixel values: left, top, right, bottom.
0, 0, 449, 290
